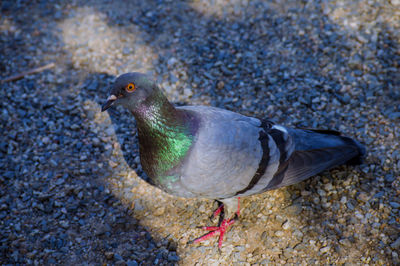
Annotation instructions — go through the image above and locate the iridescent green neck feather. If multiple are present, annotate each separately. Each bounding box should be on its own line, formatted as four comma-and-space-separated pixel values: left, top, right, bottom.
128, 89, 197, 184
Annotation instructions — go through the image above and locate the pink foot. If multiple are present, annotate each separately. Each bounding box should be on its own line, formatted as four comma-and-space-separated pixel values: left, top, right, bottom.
193, 218, 236, 249
190, 198, 240, 249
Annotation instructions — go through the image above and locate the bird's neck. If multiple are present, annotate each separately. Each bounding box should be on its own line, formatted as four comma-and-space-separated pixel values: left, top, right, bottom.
130, 91, 197, 179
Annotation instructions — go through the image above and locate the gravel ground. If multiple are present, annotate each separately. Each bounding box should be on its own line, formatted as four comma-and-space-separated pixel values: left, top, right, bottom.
1, 0, 399, 264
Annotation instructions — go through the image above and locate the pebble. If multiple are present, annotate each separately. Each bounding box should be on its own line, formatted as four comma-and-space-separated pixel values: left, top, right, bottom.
127, 260, 139, 266
355, 212, 364, 220
59, 221, 69, 229
320, 246, 330, 254
168, 252, 180, 262
347, 202, 355, 210
0, 0, 398, 265
317, 189, 326, 197
105, 127, 115, 136
114, 253, 124, 261
286, 204, 302, 215
282, 220, 291, 230
293, 230, 303, 239
357, 192, 369, 203
339, 238, 351, 247
105, 251, 114, 260
340, 196, 347, 204
389, 202, 400, 209
391, 237, 400, 249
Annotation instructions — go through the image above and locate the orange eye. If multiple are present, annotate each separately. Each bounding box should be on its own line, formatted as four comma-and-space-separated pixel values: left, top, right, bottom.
125, 83, 135, 92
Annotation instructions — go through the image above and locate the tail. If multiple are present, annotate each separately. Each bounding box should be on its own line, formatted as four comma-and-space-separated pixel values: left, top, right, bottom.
265, 128, 365, 190
298, 128, 366, 164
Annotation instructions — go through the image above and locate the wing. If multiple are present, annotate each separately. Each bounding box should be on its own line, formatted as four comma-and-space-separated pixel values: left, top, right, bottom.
170, 106, 364, 200
176, 106, 266, 199
264, 147, 356, 191
262, 129, 364, 191
219, 124, 364, 196
232, 123, 295, 197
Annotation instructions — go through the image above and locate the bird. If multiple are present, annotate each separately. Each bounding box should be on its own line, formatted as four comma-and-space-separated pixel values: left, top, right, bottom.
101, 72, 365, 249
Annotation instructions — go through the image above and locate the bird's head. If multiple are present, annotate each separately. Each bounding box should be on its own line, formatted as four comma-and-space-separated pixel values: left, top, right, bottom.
101, 72, 157, 112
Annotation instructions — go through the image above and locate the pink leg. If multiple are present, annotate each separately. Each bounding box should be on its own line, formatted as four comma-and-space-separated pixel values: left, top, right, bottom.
212, 204, 224, 218
236, 197, 240, 215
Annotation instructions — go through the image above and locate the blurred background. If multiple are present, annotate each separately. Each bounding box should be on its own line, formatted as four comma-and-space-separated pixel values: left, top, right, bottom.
0, 0, 399, 264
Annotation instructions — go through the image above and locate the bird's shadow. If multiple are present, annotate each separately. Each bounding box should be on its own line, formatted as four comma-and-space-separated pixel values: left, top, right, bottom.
77, 0, 398, 261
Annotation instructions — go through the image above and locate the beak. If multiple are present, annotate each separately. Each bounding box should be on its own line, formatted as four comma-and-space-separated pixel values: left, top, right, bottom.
101, 94, 117, 112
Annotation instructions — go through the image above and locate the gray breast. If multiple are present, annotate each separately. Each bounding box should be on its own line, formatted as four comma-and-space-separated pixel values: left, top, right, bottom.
176, 106, 264, 199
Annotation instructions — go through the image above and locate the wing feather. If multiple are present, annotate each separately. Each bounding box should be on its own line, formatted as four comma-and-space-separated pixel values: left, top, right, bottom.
264, 145, 360, 190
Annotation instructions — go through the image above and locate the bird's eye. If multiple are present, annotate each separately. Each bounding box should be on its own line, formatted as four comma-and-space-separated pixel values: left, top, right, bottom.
125, 83, 135, 92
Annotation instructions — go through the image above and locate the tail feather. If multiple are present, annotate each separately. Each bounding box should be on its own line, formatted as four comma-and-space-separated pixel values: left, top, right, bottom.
338, 134, 366, 164
265, 129, 365, 191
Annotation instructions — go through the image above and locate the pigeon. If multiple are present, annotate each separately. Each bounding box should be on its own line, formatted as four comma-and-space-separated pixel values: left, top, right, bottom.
101, 72, 365, 249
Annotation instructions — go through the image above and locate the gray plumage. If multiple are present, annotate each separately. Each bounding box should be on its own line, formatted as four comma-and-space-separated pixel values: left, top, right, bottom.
169, 106, 364, 217
102, 72, 366, 219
